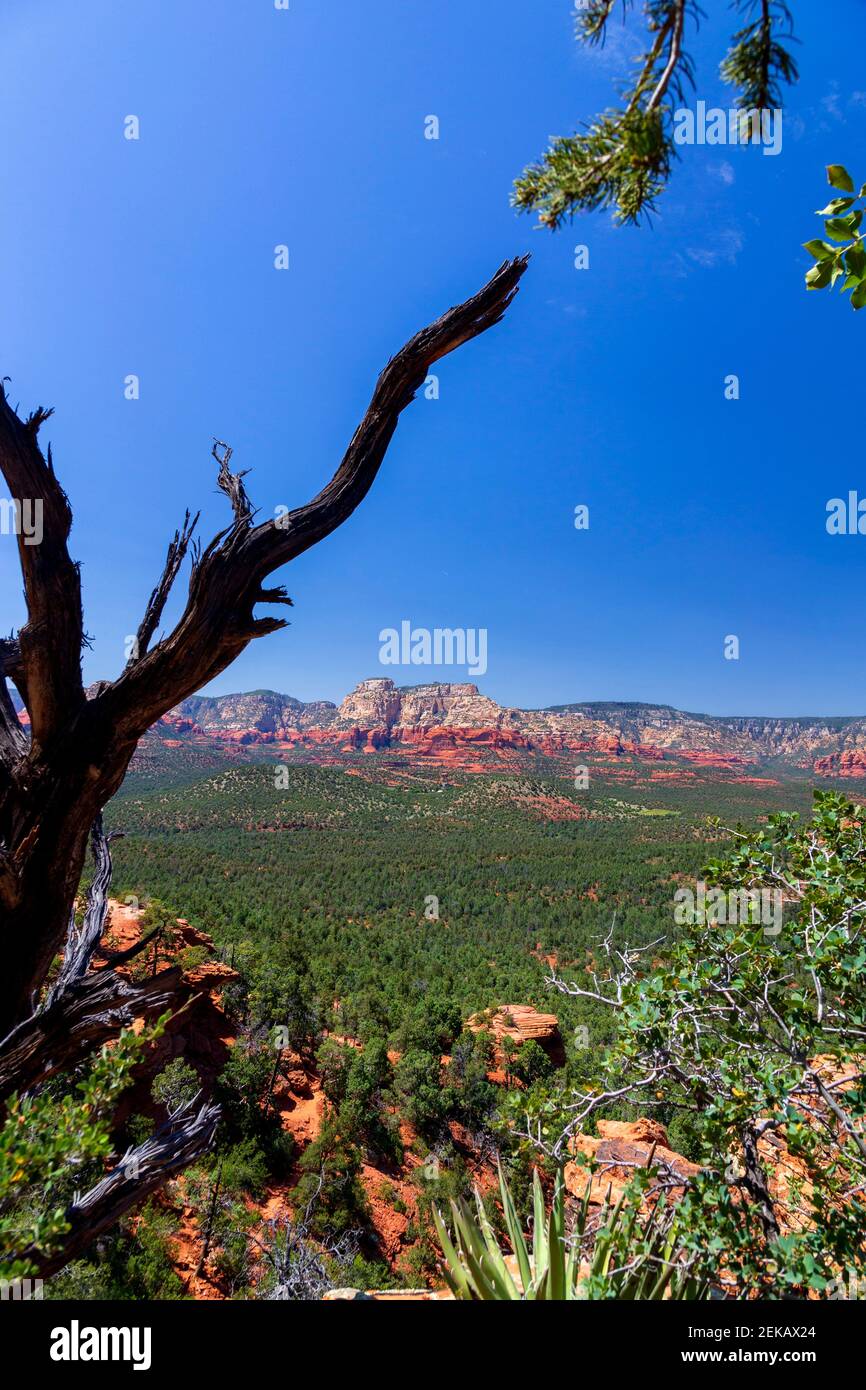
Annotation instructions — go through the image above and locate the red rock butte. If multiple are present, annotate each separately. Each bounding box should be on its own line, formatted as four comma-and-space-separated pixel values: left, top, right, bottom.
133, 680, 866, 779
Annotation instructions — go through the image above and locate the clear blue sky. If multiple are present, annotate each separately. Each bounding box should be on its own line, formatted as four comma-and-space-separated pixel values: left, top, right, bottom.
2, 0, 865, 715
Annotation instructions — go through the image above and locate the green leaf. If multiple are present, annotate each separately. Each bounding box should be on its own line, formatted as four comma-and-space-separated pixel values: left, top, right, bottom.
845, 245, 866, 278
497, 1162, 533, 1294
851, 280, 866, 310
816, 197, 856, 216
432, 1206, 473, 1299
546, 1176, 567, 1301
805, 261, 833, 290
531, 1168, 548, 1283
824, 218, 856, 242
827, 164, 855, 192
803, 239, 835, 261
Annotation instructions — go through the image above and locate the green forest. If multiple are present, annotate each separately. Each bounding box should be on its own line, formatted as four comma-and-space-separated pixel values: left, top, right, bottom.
108, 756, 818, 1050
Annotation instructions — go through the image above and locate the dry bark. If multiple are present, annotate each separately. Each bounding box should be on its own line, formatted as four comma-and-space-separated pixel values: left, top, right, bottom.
0, 963, 184, 1099
23, 1100, 221, 1278
0, 257, 528, 1035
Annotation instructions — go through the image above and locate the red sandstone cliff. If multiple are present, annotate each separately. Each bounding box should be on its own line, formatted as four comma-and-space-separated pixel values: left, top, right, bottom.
146, 680, 866, 776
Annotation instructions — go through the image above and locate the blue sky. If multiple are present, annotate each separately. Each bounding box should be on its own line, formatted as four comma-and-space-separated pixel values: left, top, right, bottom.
2, 0, 865, 715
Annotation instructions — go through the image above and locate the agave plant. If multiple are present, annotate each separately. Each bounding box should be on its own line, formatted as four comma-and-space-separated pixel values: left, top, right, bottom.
433, 1163, 708, 1300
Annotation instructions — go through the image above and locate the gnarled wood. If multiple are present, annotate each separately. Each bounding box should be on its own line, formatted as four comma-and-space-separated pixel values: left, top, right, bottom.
0, 964, 183, 1099
0, 255, 528, 1032
24, 1100, 220, 1278
43, 814, 123, 1008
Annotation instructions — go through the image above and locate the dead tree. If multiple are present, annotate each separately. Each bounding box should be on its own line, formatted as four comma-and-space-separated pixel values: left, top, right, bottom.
0, 262, 527, 1272
43, 813, 123, 1009
0, 256, 528, 1040
23, 1097, 221, 1279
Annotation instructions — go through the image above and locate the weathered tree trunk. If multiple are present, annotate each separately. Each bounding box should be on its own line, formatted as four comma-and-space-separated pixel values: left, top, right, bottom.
24, 1099, 221, 1279
0, 258, 528, 1037
44, 813, 124, 1008
0, 962, 184, 1099
0, 702, 139, 1033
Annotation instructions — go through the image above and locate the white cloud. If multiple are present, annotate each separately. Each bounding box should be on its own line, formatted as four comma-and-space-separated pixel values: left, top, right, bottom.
685, 226, 744, 269
821, 87, 844, 122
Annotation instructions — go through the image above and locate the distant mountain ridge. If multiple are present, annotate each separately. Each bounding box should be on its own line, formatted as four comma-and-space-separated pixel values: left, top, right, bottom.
10, 679, 865, 775
161, 678, 866, 775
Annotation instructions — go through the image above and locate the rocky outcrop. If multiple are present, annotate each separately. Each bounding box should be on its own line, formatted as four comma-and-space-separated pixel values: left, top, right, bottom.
467, 1004, 566, 1067
814, 750, 866, 778
564, 1118, 699, 1207
95, 904, 239, 1105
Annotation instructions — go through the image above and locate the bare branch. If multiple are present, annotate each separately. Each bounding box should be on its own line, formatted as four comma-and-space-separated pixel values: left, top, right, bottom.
213, 440, 254, 525
134, 509, 199, 660
0, 965, 184, 1098
245, 256, 530, 571
24, 1099, 220, 1279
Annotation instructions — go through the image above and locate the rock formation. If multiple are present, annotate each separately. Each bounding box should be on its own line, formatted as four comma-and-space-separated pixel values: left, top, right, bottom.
564, 1118, 699, 1207
466, 1003, 566, 1067
141, 680, 866, 776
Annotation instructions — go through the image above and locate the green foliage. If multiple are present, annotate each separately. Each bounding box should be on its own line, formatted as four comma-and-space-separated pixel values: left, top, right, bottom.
46, 1202, 186, 1301
720, 0, 798, 113
105, 756, 863, 1289
401, 1155, 476, 1282
434, 1162, 706, 1300
294, 1116, 368, 1238
151, 1058, 200, 1114
318, 1036, 401, 1163
213, 1038, 294, 1177
317, 1039, 356, 1108
445, 1031, 498, 1130
218, 1138, 274, 1196
510, 1038, 552, 1088
183, 1162, 255, 1294
513, 0, 797, 227
110, 759, 812, 1056
513, 103, 672, 230
0, 1027, 154, 1279
536, 790, 866, 1296
393, 1048, 449, 1136
804, 165, 866, 309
